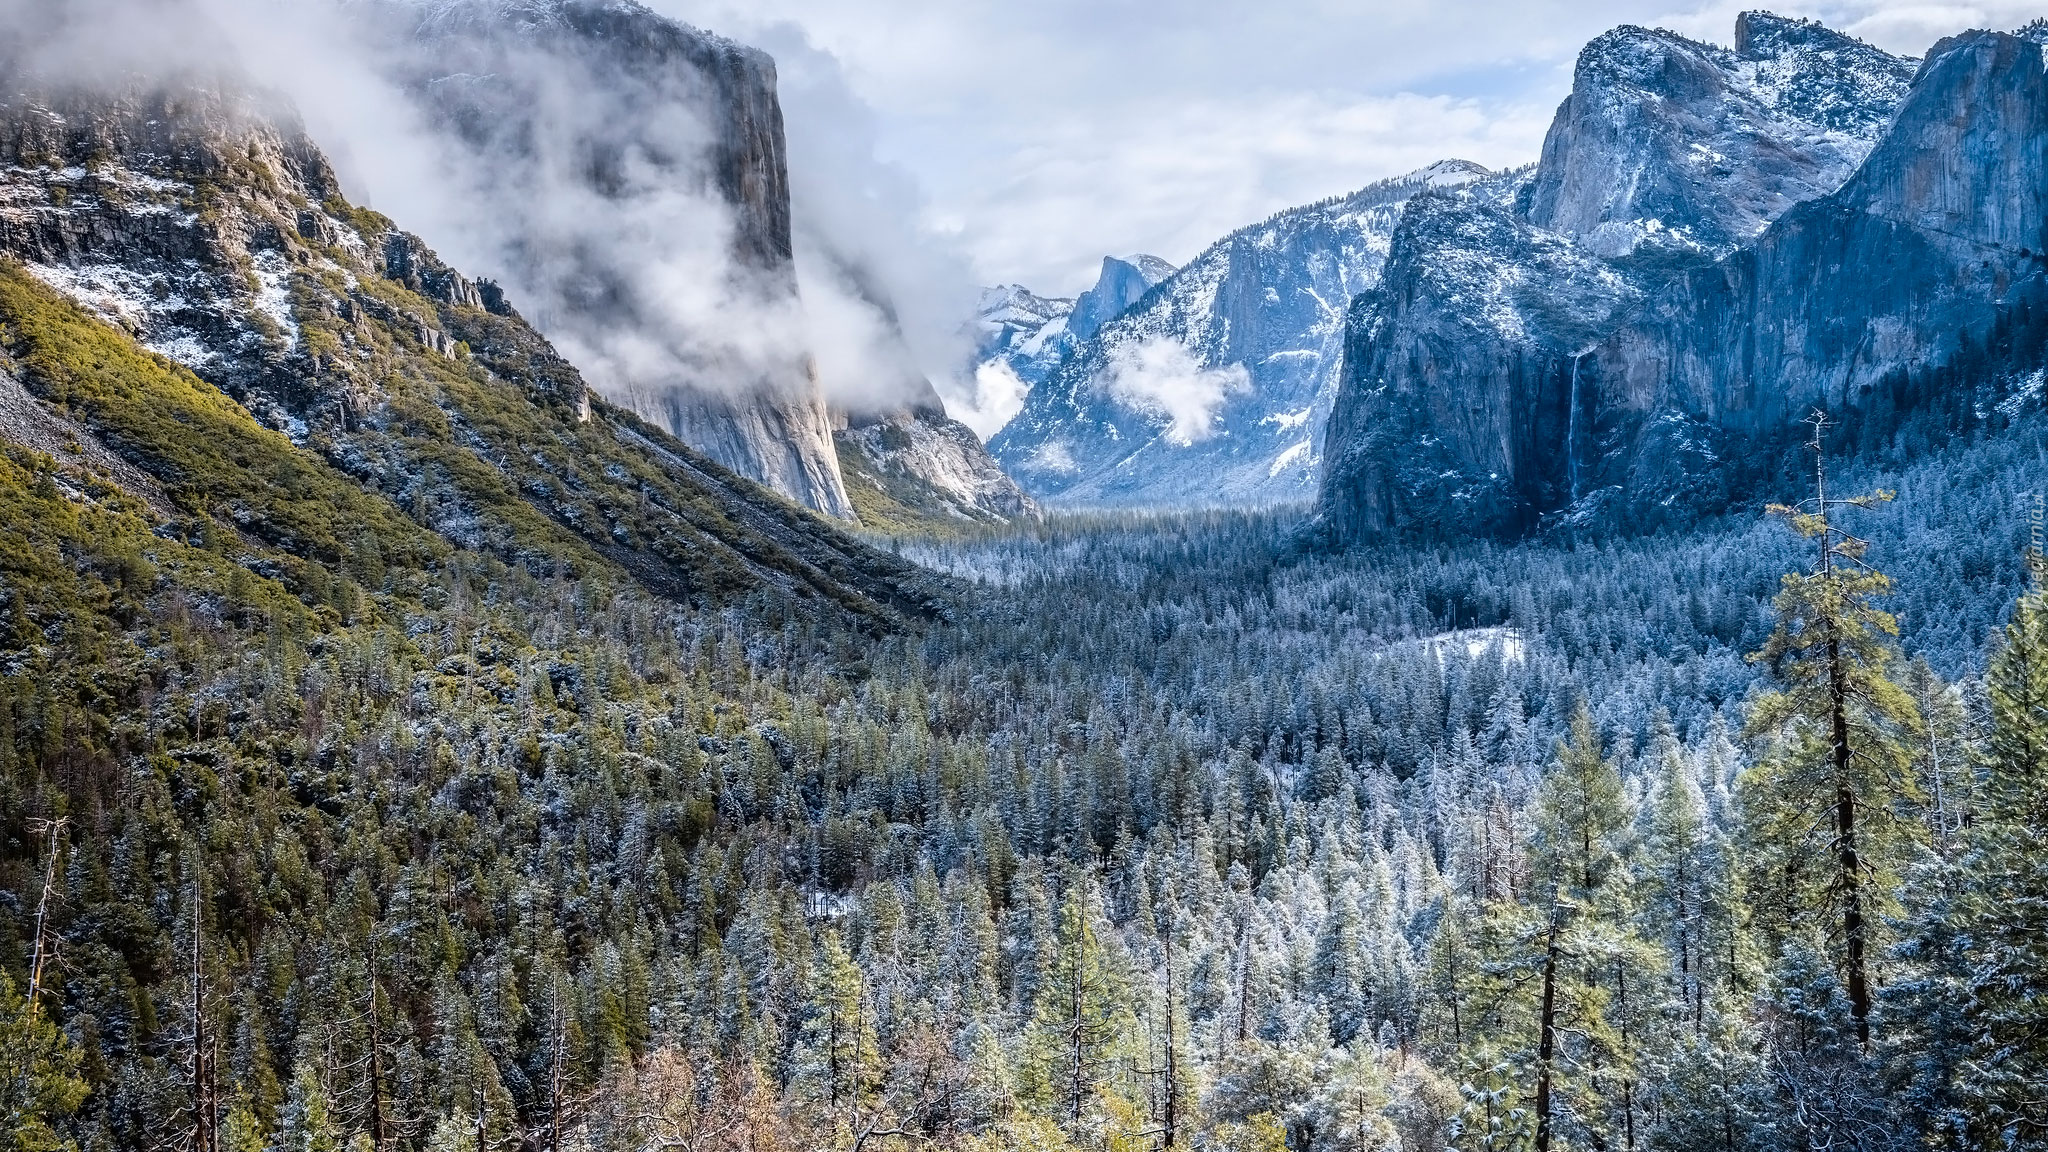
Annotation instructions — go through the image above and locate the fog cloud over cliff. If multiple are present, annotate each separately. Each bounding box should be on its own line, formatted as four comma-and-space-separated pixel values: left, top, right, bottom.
738, 23, 988, 424
2, 0, 978, 426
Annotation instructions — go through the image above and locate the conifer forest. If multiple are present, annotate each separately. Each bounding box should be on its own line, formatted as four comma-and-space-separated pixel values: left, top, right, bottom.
6, 2, 2048, 1151
7, 352, 2048, 1151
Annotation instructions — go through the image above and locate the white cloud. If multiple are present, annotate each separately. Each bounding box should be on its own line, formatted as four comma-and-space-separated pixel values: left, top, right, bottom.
950, 91, 1555, 294
1104, 338, 1249, 446
955, 359, 1029, 440
657, 0, 2037, 293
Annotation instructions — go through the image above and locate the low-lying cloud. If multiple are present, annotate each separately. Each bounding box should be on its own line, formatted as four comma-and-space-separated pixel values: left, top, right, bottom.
5, 0, 979, 431
957, 358, 1029, 439
1103, 337, 1247, 446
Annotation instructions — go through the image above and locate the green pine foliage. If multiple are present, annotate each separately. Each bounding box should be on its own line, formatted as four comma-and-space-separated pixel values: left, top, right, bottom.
0, 973, 89, 1152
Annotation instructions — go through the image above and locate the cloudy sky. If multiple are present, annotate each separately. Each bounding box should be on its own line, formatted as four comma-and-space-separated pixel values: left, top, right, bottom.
656, 0, 2041, 296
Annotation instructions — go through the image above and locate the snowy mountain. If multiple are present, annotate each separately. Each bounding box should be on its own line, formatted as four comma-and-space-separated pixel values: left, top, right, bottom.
971, 253, 1175, 393
988, 160, 1489, 508
1525, 12, 1914, 258
1316, 13, 2048, 544
973, 284, 1075, 390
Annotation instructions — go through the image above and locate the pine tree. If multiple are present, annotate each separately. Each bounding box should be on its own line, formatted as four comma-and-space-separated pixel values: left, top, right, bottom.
0, 973, 88, 1152
794, 929, 880, 1122
1948, 592, 2048, 1148
1021, 872, 1131, 1134
278, 1059, 344, 1152
1746, 411, 1923, 1051
1525, 702, 1638, 1152
1452, 703, 1651, 1152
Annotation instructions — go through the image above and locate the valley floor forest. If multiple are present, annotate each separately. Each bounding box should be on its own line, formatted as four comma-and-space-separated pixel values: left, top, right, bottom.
5, 289, 2048, 1151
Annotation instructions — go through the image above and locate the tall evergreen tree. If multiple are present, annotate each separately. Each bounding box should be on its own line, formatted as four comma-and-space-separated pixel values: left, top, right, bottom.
795, 930, 880, 1122
1747, 411, 1923, 1050
1022, 872, 1132, 1135
0, 973, 87, 1152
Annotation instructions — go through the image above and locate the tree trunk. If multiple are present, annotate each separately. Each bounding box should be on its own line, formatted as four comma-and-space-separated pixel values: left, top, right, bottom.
27, 819, 64, 1018
192, 893, 216, 1152
1162, 930, 1179, 1150
1535, 918, 1559, 1152
1829, 634, 1872, 1049
368, 953, 386, 1152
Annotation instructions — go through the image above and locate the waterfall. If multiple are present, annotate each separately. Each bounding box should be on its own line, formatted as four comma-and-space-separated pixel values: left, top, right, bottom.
1567, 353, 1583, 503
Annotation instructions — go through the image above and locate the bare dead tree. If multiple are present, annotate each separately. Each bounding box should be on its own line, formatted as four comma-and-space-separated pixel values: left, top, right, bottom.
24, 816, 66, 1018
189, 880, 218, 1152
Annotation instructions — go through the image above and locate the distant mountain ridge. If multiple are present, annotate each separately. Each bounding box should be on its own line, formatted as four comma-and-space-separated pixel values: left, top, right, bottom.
988, 160, 1490, 508
972, 254, 1176, 394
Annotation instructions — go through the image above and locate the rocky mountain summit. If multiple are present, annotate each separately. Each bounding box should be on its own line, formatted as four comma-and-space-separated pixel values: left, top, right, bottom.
1314, 14, 2048, 543
1526, 12, 1914, 258
0, 78, 940, 618
972, 254, 1176, 393
989, 161, 1488, 508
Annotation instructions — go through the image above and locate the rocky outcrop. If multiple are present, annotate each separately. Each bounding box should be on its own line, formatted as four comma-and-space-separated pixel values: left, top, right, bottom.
370, 0, 856, 519
1067, 254, 1176, 342
0, 83, 519, 425
1525, 14, 1912, 257
991, 161, 1487, 508
835, 386, 1040, 529
1310, 13, 2031, 545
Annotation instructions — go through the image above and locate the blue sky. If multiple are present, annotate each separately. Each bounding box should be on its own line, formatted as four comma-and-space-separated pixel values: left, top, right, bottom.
657, 0, 2045, 293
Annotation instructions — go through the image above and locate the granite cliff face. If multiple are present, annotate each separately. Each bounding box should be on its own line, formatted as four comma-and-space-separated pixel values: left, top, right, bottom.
377, 0, 1038, 527
1525, 13, 1912, 257
369, 0, 856, 518
991, 161, 1487, 508
1312, 14, 2043, 544
0, 79, 939, 618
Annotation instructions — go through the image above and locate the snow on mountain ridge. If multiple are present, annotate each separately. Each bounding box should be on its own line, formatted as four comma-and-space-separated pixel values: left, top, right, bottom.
968, 254, 1173, 396
986, 160, 1494, 508
1527, 12, 1914, 254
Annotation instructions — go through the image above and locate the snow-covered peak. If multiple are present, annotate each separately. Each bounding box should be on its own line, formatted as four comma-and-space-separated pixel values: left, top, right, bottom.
987, 160, 1482, 508
977, 284, 1073, 328
1405, 158, 1492, 189
1529, 11, 1914, 253
1120, 253, 1178, 284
